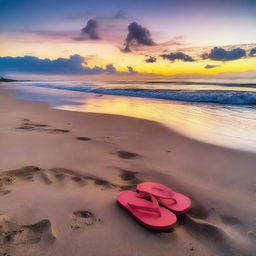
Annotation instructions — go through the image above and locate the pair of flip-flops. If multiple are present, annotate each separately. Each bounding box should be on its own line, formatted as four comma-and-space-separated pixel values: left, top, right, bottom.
117, 182, 191, 230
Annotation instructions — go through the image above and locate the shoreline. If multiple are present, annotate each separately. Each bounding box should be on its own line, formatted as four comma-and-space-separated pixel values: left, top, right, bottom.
4, 85, 256, 155
0, 88, 256, 255
4, 81, 256, 153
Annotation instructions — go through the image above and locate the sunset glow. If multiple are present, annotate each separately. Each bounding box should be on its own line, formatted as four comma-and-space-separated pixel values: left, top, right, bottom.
1, 0, 256, 79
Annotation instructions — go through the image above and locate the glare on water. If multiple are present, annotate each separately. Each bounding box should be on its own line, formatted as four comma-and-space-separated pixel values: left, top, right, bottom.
59, 94, 256, 152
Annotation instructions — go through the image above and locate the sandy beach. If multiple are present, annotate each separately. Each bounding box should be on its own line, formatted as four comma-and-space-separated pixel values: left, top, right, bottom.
0, 88, 256, 256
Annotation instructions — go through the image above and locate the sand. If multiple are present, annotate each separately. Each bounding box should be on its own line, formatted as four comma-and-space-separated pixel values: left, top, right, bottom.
0, 88, 256, 256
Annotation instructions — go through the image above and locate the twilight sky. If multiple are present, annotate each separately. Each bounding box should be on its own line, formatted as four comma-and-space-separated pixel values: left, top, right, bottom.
0, 0, 256, 78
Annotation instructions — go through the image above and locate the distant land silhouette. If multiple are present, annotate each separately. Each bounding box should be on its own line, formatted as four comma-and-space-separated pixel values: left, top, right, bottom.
0, 77, 29, 82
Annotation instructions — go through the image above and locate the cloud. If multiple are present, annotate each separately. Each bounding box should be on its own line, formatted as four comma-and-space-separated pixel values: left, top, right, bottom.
123, 22, 155, 52
249, 47, 256, 56
122, 45, 132, 53
0, 55, 120, 75
73, 12, 128, 42
105, 64, 117, 73
204, 64, 220, 69
160, 52, 195, 62
127, 66, 137, 74
202, 47, 246, 61
74, 19, 100, 40
145, 56, 157, 63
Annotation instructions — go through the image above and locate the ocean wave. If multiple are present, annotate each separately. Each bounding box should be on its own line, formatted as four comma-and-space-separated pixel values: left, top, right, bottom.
106, 80, 256, 88
83, 88, 256, 105
145, 81, 256, 88
8, 82, 256, 105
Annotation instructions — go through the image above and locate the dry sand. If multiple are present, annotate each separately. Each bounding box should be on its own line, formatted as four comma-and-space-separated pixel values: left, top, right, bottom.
0, 89, 256, 256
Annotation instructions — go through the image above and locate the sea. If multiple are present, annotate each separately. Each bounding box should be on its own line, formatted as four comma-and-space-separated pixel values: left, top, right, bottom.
2, 78, 256, 153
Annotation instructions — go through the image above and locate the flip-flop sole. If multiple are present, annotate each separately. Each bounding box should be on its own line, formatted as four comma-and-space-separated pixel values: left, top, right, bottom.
117, 190, 177, 231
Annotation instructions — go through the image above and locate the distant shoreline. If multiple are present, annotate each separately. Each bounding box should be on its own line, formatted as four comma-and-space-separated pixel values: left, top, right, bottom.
0, 77, 30, 82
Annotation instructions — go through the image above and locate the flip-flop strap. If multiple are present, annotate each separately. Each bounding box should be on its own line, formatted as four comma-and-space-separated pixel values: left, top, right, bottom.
141, 186, 178, 205
128, 193, 161, 216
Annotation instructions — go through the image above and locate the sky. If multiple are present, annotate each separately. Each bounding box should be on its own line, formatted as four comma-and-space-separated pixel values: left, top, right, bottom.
0, 0, 256, 79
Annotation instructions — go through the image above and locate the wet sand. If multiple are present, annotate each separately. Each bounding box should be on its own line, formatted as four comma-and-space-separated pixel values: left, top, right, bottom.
0, 89, 256, 256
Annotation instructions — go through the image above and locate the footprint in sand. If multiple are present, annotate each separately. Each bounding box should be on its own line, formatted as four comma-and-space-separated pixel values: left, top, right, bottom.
49, 167, 142, 191
0, 166, 143, 198
39, 172, 52, 184
53, 173, 65, 181
16, 119, 70, 134
71, 176, 83, 183
115, 168, 142, 190
76, 137, 92, 141
21, 219, 55, 244
71, 211, 99, 230
119, 169, 140, 184
0, 166, 41, 195
50, 168, 112, 189
116, 150, 140, 159
47, 128, 70, 134
0, 215, 55, 255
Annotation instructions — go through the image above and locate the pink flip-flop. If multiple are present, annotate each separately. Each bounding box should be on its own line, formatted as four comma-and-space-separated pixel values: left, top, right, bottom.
117, 190, 177, 230
137, 182, 191, 214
